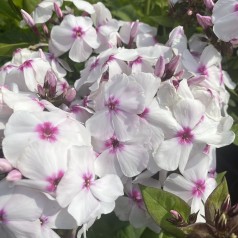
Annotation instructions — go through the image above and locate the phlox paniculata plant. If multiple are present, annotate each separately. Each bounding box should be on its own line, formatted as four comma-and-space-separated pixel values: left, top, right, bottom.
0, 0, 237, 237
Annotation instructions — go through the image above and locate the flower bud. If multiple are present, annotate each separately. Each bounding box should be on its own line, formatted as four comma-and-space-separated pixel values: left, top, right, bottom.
42, 24, 49, 37
154, 56, 165, 78
216, 213, 227, 232
228, 204, 238, 217
196, 14, 213, 29
170, 210, 182, 220
131, 20, 139, 39
6, 169, 22, 181
37, 84, 46, 98
54, 2, 63, 19
203, 0, 214, 11
45, 70, 57, 97
164, 55, 180, 80
21, 9, 35, 28
0, 159, 13, 173
188, 212, 198, 224
221, 195, 231, 213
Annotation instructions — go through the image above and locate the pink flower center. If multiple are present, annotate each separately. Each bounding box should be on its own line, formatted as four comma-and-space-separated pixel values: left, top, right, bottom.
19, 60, 33, 71
129, 56, 142, 67
73, 27, 84, 38
105, 136, 124, 153
129, 189, 143, 208
46, 170, 64, 192
0, 209, 7, 224
234, 4, 238, 12
138, 108, 149, 118
105, 96, 120, 112
176, 127, 194, 145
82, 173, 94, 189
40, 216, 49, 226
35, 122, 59, 142
197, 64, 208, 76
192, 180, 206, 197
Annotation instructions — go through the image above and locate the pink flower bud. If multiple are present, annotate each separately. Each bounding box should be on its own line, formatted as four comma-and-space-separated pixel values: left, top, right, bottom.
203, 0, 214, 11
196, 14, 213, 29
6, 169, 22, 181
65, 88, 76, 102
42, 24, 49, 36
46, 70, 57, 88
0, 159, 13, 173
154, 56, 165, 78
131, 20, 139, 39
21, 9, 35, 28
170, 210, 181, 220
54, 2, 63, 19
37, 84, 46, 97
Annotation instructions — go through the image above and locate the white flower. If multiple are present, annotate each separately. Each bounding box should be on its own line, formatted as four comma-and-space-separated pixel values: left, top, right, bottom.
51, 14, 99, 62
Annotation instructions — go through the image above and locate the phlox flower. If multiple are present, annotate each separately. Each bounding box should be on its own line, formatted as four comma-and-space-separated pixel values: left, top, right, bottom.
115, 180, 160, 232
3, 110, 91, 167
212, 0, 238, 42
51, 14, 99, 62
164, 152, 217, 221
153, 97, 234, 171
86, 74, 145, 140
56, 146, 123, 226
0, 181, 46, 238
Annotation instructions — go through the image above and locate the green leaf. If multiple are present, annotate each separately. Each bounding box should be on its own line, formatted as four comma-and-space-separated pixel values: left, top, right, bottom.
232, 123, 238, 146
115, 225, 144, 238
158, 231, 175, 238
22, 0, 41, 13
141, 228, 160, 238
141, 186, 190, 238
0, 42, 29, 56
86, 213, 126, 238
215, 171, 227, 185
205, 178, 229, 225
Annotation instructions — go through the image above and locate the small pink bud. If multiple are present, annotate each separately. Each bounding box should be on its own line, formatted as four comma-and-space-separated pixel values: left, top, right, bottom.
203, 0, 214, 11
42, 24, 49, 36
54, 2, 63, 19
0, 159, 13, 173
174, 69, 184, 80
154, 56, 165, 78
6, 169, 22, 181
165, 55, 181, 79
170, 210, 182, 220
65, 88, 76, 102
46, 70, 57, 88
131, 20, 139, 39
21, 9, 35, 28
37, 84, 45, 97
196, 14, 213, 29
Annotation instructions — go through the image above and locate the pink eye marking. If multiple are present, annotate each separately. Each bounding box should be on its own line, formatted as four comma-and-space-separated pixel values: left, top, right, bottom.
72, 27, 84, 38
19, 60, 33, 71
0, 209, 7, 224
129, 189, 143, 208
82, 173, 94, 189
197, 64, 208, 76
46, 170, 64, 192
40, 215, 49, 226
138, 108, 149, 118
105, 136, 124, 153
234, 4, 238, 12
192, 180, 206, 197
90, 59, 99, 71
129, 56, 142, 67
105, 96, 120, 112
35, 122, 59, 142
176, 127, 194, 145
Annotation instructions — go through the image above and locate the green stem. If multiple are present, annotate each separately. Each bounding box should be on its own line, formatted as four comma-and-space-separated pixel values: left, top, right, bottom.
146, 0, 151, 15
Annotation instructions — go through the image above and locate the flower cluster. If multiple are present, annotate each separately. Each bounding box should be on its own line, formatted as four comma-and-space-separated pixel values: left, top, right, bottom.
0, 0, 236, 237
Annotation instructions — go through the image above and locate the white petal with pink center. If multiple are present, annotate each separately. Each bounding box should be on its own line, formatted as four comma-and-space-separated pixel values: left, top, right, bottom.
56, 146, 123, 226
164, 153, 217, 221
51, 14, 99, 62
3, 110, 91, 166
